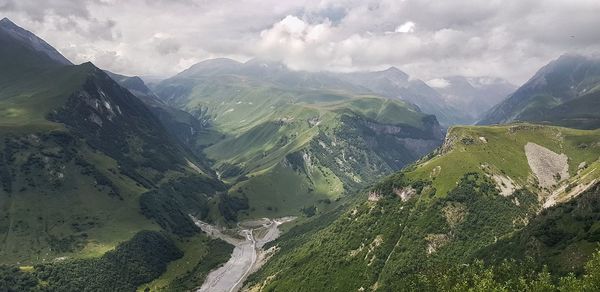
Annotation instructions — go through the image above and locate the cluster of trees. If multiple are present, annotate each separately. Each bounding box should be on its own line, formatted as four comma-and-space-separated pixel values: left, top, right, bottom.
0, 230, 182, 292
164, 239, 233, 291
75, 156, 120, 198
140, 175, 227, 236
0, 132, 78, 194
0, 138, 14, 193
0, 266, 38, 292
0, 231, 181, 291
403, 251, 600, 291
480, 182, 600, 275
250, 172, 600, 291
218, 193, 249, 221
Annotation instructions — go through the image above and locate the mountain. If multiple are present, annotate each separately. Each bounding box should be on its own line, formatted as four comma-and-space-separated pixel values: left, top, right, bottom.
0, 19, 233, 289
247, 123, 600, 291
0, 17, 71, 67
105, 70, 215, 159
172, 58, 366, 92
165, 59, 479, 127
336, 68, 473, 126
479, 54, 600, 129
154, 58, 444, 219
430, 76, 516, 121
481, 181, 600, 275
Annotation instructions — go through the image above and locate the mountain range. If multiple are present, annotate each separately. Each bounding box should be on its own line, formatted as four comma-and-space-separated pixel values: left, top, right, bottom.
479, 54, 600, 129
0, 17, 599, 292
431, 75, 516, 121
0, 18, 444, 290
248, 123, 600, 291
0, 17, 237, 291
154, 57, 444, 219
158, 57, 516, 128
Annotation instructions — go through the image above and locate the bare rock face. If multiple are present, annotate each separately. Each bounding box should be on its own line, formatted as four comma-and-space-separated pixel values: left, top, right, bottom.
491, 174, 518, 197
425, 233, 449, 255
368, 191, 382, 202
393, 187, 416, 202
524, 142, 569, 189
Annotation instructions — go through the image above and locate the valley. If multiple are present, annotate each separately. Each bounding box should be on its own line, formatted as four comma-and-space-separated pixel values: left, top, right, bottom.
153, 58, 444, 219
0, 18, 451, 291
0, 7, 600, 292
192, 216, 295, 292
247, 123, 600, 291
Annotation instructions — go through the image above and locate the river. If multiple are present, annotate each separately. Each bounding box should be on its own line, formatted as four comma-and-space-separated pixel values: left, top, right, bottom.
190, 216, 295, 292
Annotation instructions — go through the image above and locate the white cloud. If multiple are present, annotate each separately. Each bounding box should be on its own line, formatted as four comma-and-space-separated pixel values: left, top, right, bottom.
395, 21, 415, 33
427, 78, 451, 88
1, 0, 600, 84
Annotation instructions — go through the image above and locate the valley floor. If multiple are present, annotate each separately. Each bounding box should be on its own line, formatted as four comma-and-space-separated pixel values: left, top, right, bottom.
191, 216, 295, 292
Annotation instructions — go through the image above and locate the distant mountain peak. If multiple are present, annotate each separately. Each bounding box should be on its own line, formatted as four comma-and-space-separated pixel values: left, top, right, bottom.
200, 57, 241, 65
541, 53, 587, 71
244, 58, 287, 69
374, 66, 410, 82
525, 53, 599, 89
556, 52, 589, 62
0, 17, 15, 25
382, 66, 402, 73
177, 57, 242, 77
0, 17, 24, 34
0, 18, 72, 66
478, 53, 600, 128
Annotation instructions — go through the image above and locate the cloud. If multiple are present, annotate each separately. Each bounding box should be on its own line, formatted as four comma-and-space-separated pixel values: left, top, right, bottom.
154, 36, 181, 55
1, 0, 599, 83
427, 78, 451, 88
395, 21, 415, 33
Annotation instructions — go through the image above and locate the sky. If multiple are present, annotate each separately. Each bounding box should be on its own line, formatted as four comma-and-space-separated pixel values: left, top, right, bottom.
2, 0, 600, 85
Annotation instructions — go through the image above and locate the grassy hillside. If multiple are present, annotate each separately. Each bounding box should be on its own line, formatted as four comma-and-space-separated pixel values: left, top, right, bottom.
247, 124, 600, 291
407, 124, 600, 200
0, 64, 88, 127
0, 20, 235, 292
338, 68, 473, 126
106, 70, 217, 173
0, 61, 231, 263
156, 71, 443, 219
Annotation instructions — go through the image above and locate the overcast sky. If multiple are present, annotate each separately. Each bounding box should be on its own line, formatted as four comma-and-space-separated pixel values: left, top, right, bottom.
2, 0, 600, 84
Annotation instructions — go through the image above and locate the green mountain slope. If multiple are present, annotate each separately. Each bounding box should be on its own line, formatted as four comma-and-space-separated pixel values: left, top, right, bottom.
154, 59, 444, 218
106, 70, 217, 170
521, 89, 600, 130
164, 58, 490, 127
0, 20, 233, 291
337, 68, 474, 126
481, 182, 600, 275
0, 17, 71, 70
247, 124, 600, 291
479, 54, 600, 129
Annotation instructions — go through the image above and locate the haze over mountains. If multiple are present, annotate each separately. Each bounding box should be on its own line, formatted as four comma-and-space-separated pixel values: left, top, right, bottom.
480, 54, 600, 129
155, 57, 516, 127
0, 15, 599, 292
431, 76, 517, 122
